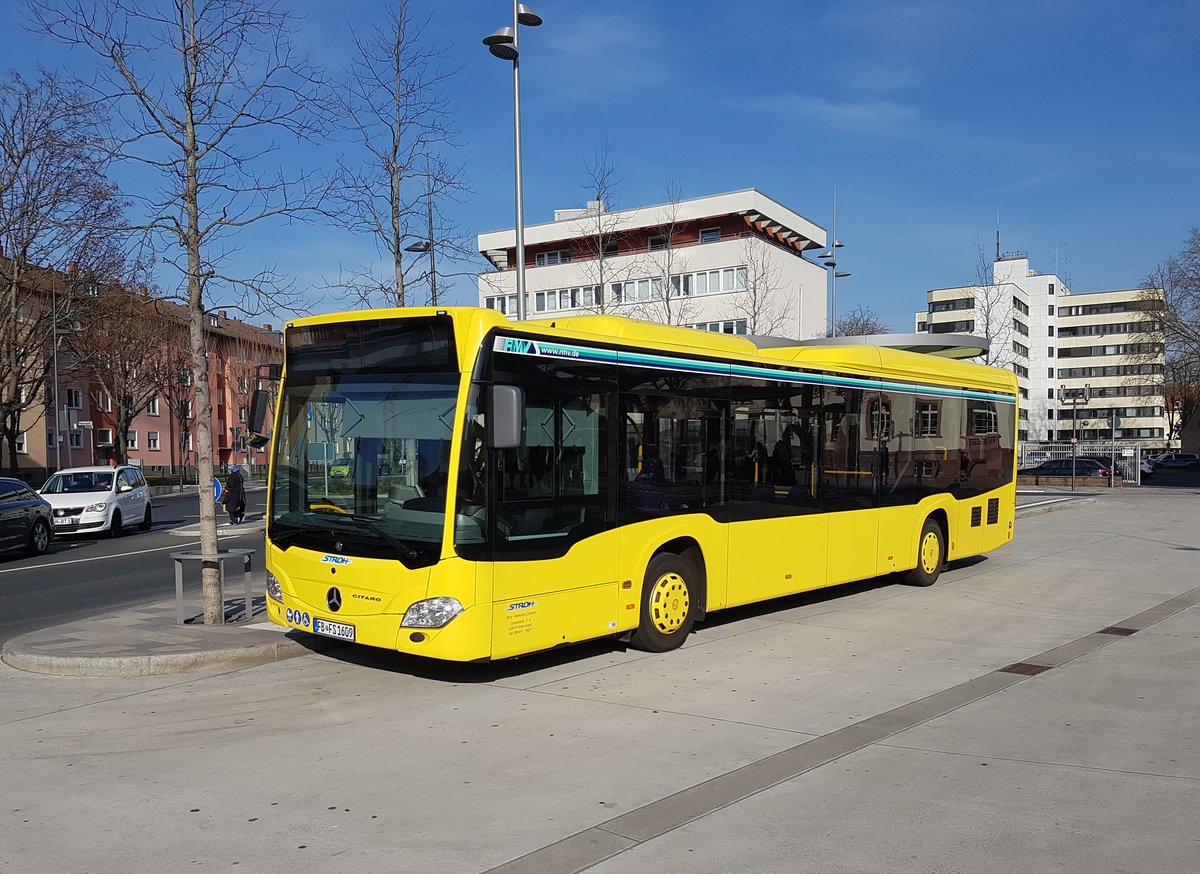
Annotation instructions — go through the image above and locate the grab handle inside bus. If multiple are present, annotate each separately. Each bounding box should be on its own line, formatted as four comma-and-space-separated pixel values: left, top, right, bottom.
489, 385, 524, 449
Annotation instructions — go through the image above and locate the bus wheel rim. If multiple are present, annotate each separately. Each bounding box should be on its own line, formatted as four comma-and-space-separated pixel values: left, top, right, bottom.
921, 532, 940, 574
649, 572, 689, 634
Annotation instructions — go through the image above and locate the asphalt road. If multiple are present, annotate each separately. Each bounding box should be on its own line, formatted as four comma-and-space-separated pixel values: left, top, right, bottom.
0, 489, 265, 645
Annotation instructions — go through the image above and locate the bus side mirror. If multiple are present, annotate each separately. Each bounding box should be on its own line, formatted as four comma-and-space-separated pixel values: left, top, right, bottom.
246, 389, 271, 449
489, 385, 524, 450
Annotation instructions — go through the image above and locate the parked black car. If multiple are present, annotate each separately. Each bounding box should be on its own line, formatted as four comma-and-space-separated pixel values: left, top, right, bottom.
0, 477, 53, 557
1017, 458, 1112, 477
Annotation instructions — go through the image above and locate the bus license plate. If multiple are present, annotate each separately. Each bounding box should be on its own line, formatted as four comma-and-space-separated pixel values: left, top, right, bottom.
312, 618, 355, 642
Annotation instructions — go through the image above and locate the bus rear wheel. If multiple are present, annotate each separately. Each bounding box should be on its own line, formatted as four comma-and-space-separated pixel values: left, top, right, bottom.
903, 518, 944, 587
631, 552, 697, 652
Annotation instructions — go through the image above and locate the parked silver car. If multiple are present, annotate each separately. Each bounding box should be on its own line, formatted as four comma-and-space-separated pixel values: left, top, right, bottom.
39, 465, 153, 537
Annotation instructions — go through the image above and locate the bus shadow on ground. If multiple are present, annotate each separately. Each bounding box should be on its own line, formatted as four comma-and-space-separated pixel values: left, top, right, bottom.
312, 560, 988, 682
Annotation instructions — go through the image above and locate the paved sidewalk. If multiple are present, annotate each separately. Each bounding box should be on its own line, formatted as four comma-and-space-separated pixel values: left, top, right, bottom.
0, 496, 1094, 679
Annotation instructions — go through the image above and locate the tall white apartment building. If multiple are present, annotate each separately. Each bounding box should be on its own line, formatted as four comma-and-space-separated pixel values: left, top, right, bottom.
477, 189, 828, 340
915, 252, 1167, 445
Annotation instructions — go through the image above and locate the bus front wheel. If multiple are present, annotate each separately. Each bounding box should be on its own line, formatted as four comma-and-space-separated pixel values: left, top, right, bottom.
903, 518, 945, 587
631, 552, 697, 652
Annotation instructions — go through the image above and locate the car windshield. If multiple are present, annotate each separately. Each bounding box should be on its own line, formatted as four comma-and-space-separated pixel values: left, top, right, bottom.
269, 316, 460, 568
42, 472, 115, 493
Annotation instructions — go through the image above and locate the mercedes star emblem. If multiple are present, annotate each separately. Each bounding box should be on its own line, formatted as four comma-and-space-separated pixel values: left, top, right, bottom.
326, 587, 342, 612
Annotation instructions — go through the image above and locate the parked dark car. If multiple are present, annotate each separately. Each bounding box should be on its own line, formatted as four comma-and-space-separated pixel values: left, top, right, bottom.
0, 477, 53, 557
1155, 453, 1200, 469
1017, 458, 1112, 477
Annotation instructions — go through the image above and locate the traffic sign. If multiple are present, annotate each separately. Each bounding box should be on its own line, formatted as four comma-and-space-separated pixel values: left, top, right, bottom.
213, 478, 223, 502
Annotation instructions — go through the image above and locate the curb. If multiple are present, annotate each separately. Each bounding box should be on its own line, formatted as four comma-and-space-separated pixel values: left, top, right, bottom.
1016, 496, 1096, 519
0, 630, 343, 678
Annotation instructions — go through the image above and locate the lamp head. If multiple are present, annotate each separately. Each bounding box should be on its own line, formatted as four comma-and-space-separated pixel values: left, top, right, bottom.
516, 4, 543, 26
484, 27, 518, 59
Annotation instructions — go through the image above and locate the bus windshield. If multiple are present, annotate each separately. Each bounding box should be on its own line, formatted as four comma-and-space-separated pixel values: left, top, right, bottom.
269, 317, 460, 567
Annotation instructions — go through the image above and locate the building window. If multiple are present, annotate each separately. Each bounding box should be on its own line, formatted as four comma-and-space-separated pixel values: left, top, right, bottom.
534, 250, 570, 266
148, 431, 160, 451
1048, 347, 1055, 357
1048, 305, 1055, 315
15, 431, 27, 454
69, 431, 83, 448
126, 430, 138, 451
699, 227, 721, 243
47, 429, 56, 447
647, 235, 667, 251
239, 406, 247, 423
602, 243, 618, 258
1048, 389, 1055, 399
208, 314, 219, 327
1047, 368, 1055, 378
187, 433, 194, 451
916, 402, 941, 437
66, 388, 83, 409
869, 398, 893, 439
1049, 326, 1055, 336
147, 396, 160, 416
237, 377, 248, 393
1048, 283, 1055, 295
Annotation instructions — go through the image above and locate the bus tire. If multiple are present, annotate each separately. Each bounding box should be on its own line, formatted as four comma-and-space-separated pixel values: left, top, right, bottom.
631, 552, 697, 652
903, 518, 944, 587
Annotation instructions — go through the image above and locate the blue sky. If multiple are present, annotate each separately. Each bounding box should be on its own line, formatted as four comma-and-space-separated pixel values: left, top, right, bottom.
11, 0, 1200, 332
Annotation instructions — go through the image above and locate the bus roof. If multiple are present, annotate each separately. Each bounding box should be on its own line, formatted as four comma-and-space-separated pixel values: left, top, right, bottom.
286, 307, 1017, 397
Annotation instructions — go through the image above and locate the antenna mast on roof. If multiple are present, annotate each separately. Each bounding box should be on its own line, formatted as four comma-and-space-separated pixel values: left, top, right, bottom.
995, 211, 1000, 261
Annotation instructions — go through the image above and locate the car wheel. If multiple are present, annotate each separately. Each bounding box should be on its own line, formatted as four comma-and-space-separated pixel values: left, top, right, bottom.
26, 519, 51, 556
108, 510, 123, 539
903, 518, 945, 587
141, 504, 152, 532
630, 552, 698, 653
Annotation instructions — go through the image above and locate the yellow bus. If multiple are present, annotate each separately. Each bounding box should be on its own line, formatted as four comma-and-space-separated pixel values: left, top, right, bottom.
254, 307, 1016, 661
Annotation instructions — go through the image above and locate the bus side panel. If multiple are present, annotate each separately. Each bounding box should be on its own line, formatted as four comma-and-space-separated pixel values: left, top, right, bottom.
491, 531, 621, 600
876, 505, 916, 576
726, 515, 829, 607
490, 581, 618, 659
953, 500, 984, 559
826, 509, 880, 587
618, 514, 730, 620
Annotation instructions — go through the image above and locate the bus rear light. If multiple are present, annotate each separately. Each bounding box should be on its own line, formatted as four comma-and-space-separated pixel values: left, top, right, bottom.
402, 597, 463, 628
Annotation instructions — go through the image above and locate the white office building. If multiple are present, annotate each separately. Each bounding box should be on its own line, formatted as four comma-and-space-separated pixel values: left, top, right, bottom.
915, 252, 1167, 445
477, 189, 829, 340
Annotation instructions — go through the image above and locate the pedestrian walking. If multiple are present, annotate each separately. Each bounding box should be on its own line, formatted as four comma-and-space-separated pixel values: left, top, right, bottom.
222, 463, 247, 525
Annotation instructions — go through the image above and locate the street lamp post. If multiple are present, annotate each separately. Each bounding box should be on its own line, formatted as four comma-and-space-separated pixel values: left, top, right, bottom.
819, 186, 847, 337
1059, 382, 1091, 492
404, 161, 438, 305
483, 2, 543, 322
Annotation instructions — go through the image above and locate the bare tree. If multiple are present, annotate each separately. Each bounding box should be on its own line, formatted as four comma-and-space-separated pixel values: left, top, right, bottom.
328, 1, 469, 309
32, 0, 328, 623
724, 234, 793, 336
153, 316, 196, 490
816, 303, 891, 338
967, 239, 1016, 368
568, 140, 634, 315
640, 175, 699, 327
0, 70, 124, 474
1140, 229, 1200, 441
65, 274, 166, 465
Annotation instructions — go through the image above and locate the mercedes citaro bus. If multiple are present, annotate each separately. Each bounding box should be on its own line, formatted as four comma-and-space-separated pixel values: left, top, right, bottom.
249, 308, 1016, 661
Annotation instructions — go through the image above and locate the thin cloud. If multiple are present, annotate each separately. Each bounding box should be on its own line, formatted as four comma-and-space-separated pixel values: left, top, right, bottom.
751, 92, 920, 135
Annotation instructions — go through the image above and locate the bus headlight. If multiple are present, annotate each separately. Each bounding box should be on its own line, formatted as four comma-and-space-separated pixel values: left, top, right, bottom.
265, 573, 283, 602
402, 597, 463, 628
